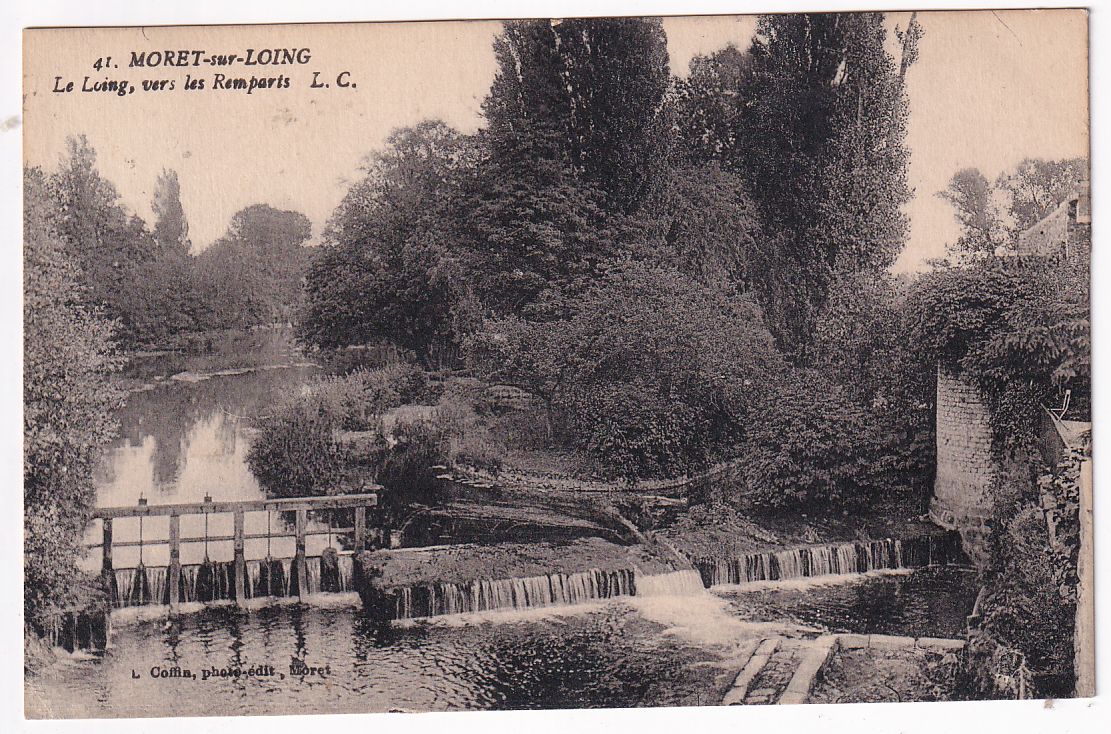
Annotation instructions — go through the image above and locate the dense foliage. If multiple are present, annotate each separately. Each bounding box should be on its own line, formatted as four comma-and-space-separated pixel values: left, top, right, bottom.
195, 204, 313, 327
246, 364, 426, 497
906, 258, 1089, 454
24, 169, 121, 628
674, 13, 920, 355
300, 122, 475, 364
967, 444, 1087, 699
737, 370, 885, 510
468, 264, 783, 480
43, 135, 313, 348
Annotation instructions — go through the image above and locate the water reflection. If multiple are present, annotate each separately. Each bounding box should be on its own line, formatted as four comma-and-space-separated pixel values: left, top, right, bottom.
27, 602, 731, 718
85, 336, 322, 569
718, 566, 978, 639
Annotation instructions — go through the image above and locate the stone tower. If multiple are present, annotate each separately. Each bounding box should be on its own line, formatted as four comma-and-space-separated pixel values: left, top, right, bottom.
930, 366, 996, 565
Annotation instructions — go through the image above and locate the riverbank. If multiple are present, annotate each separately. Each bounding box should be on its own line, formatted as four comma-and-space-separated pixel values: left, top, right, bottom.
657, 500, 946, 560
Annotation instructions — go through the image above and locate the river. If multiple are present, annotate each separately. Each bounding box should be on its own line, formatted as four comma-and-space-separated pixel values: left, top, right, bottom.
32, 328, 978, 717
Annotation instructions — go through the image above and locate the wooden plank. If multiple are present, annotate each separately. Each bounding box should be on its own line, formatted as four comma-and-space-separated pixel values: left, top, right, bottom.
354, 506, 366, 552
168, 515, 181, 611
87, 528, 361, 549
92, 493, 379, 519
294, 509, 308, 599
233, 510, 246, 605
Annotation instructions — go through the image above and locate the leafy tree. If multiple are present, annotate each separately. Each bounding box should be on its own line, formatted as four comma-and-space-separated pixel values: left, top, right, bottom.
197, 204, 312, 327
634, 163, 763, 292
48, 136, 161, 341
464, 315, 574, 440
996, 157, 1089, 232
151, 168, 191, 258
460, 17, 672, 316
676, 13, 921, 356
549, 17, 671, 212
458, 142, 620, 317
671, 44, 754, 165
45, 138, 213, 346
483, 18, 671, 213
24, 168, 121, 629
939, 168, 1007, 258
301, 121, 476, 363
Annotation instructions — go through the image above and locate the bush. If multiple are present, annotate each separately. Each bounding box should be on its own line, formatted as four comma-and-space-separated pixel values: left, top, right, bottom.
737, 370, 886, 511
247, 365, 424, 496
468, 264, 784, 481
377, 421, 448, 516
247, 396, 349, 498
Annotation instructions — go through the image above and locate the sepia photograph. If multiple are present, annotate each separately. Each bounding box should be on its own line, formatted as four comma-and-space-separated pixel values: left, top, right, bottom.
18, 5, 1094, 721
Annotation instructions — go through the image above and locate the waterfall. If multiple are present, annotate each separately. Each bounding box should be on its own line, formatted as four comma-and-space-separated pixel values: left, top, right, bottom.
391, 568, 637, 620
634, 569, 705, 597
694, 534, 963, 587
109, 553, 359, 606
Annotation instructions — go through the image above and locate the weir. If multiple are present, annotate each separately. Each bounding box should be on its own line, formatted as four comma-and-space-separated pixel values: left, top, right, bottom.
370, 535, 965, 622
91, 493, 379, 609
693, 534, 963, 587
390, 569, 637, 619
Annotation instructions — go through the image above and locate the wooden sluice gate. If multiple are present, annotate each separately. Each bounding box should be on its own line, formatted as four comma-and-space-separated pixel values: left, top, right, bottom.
90, 492, 380, 610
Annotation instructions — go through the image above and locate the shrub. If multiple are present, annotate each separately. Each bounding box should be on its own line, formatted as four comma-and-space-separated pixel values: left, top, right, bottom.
248, 396, 349, 498
247, 365, 424, 496
468, 264, 784, 481
377, 421, 448, 516
737, 370, 886, 511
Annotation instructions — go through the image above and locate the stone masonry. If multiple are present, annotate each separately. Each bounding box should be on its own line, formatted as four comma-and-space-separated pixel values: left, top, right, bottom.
931, 367, 997, 564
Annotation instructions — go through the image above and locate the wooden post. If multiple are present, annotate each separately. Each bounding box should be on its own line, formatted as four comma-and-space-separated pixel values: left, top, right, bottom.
233, 510, 246, 604
101, 518, 115, 605
101, 518, 113, 576
295, 509, 308, 599
354, 506, 366, 552
168, 515, 181, 611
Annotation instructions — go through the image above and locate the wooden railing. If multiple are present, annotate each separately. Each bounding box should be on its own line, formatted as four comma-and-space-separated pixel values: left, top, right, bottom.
90, 493, 379, 608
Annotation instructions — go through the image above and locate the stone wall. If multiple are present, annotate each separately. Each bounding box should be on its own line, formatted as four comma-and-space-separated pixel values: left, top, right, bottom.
931, 367, 997, 565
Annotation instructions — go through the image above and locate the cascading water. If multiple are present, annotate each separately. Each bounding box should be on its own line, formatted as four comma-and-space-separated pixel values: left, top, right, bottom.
110, 554, 358, 607
633, 570, 705, 597
391, 568, 637, 620
694, 534, 964, 588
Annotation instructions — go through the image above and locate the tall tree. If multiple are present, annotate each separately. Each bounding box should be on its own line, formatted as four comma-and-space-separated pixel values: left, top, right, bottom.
939, 167, 1007, 258
196, 204, 312, 327
675, 13, 921, 357
463, 17, 672, 316
996, 157, 1089, 232
301, 121, 474, 363
48, 136, 169, 344
671, 44, 754, 165
24, 167, 121, 628
151, 168, 191, 258
553, 17, 672, 212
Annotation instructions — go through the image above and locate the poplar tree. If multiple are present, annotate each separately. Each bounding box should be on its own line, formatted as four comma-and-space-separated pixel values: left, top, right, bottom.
151, 168, 191, 258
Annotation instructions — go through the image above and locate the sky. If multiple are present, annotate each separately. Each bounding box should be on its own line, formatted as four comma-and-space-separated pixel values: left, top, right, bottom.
22, 9, 1089, 272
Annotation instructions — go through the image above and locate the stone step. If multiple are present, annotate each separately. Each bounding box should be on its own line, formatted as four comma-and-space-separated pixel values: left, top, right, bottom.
741, 639, 806, 705
777, 636, 838, 705
722, 637, 779, 705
